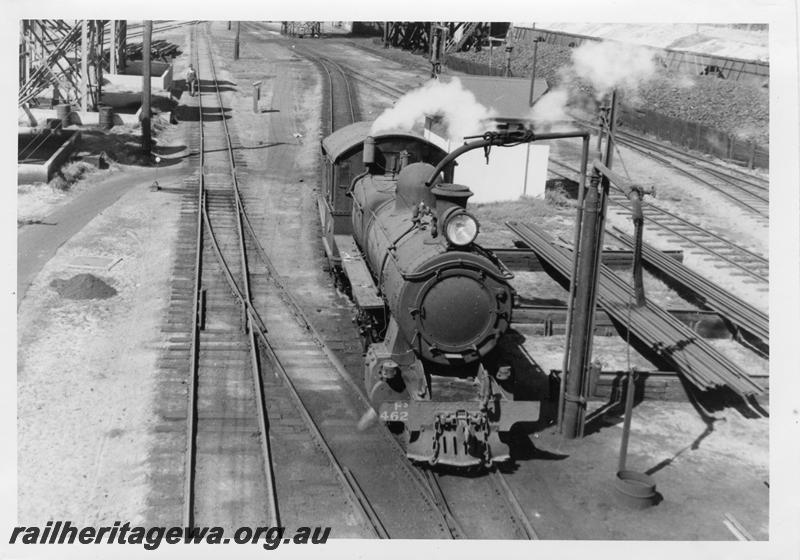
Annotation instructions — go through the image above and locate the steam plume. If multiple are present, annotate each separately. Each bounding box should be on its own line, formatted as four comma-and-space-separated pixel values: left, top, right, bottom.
529, 40, 657, 130
529, 89, 570, 128
371, 77, 496, 141
571, 40, 657, 97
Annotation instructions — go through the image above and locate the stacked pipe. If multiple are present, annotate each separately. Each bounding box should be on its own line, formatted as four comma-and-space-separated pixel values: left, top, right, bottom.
125, 38, 180, 60
607, 228, 768, 345
506, 221, 764, 397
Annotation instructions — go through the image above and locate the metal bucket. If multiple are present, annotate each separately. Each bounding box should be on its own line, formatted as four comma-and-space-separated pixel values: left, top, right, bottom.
98, 105, 114, 129
614, 470, 657, 509
55, 103, 71, 128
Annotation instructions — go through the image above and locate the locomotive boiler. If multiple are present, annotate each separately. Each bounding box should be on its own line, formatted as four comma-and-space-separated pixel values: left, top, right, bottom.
320, 122, 540, 467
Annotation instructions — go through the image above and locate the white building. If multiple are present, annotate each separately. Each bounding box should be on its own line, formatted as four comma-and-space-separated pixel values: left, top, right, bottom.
422, 75, 551, 203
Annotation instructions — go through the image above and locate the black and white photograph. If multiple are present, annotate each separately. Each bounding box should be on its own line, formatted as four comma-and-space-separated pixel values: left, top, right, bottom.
4, 1, 800, 558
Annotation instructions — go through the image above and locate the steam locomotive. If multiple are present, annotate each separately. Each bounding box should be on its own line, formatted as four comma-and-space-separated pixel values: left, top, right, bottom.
320, 122, 540, 467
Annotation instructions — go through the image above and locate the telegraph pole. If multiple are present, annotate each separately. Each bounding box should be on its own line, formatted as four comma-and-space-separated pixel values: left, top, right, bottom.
234, 21, 240, 60
118, 20, 127, 72
141, 20, 152, 154
80, 20, 88, 112
110, 20, 117, 74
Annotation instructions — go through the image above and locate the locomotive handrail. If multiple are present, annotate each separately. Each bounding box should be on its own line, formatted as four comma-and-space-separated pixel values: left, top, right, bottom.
424, 129, 590, 187
402, 255, 514, 282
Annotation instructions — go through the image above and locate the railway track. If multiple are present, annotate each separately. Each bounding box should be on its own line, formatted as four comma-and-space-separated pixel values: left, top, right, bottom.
548, 158, 769, 288
178, 23, 387, 536
182, 23, 276, 530
607, 128, 769, 219
183, 22, 475, 538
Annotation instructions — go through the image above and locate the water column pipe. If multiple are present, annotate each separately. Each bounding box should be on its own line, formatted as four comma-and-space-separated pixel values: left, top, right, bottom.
556, 134, 591, 429
561, 91, 619, 439
560, 164, 602, 439
592, 160, 651, 306
141, 20, 152, 154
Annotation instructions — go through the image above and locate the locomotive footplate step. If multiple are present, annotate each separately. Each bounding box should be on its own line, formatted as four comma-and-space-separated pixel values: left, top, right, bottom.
334, 234, 384, 309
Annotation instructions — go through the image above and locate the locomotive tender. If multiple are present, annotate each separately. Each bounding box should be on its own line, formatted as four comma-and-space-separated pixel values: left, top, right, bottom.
320, 121, 540, 467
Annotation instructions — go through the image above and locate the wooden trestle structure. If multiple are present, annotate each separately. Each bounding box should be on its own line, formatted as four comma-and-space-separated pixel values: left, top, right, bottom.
381, 22, 510, 54
18, 20, 131, 110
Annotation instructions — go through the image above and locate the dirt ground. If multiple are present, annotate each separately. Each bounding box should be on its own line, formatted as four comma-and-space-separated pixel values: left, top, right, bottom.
15, 21, 772, 542
17, 169, 183, 523
16, 25, 190, 524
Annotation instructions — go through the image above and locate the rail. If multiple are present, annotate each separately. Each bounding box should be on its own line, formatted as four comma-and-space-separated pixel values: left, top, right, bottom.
183, 22, 280, 528
548, 157, 769, 284
188, 24, 470, 538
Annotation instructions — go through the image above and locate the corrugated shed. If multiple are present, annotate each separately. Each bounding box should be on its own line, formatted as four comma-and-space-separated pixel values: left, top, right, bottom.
440, 75, 549, 121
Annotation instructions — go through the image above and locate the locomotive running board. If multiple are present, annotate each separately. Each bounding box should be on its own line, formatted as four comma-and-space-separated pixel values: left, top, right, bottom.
334, 234, 384, 310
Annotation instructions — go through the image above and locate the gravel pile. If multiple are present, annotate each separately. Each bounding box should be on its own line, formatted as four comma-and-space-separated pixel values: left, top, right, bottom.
50, 273, 118, 300
450, 41, 769, 145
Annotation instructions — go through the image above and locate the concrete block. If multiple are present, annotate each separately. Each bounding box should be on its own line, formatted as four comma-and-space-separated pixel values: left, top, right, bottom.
18, 130, 81, 183
106, 61, 173, 92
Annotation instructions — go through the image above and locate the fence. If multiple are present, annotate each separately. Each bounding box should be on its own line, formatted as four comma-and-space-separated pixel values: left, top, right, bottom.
445, 56, 506, 77
619, 105, 769, 169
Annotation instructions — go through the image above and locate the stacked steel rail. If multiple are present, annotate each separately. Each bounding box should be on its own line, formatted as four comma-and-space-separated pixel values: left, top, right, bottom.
549, 157, 769, 285
606, 228, 768, 346
507, 221, 764, 397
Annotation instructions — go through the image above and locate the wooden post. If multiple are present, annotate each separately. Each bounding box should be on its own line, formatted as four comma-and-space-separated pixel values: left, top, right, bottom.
118, 20, 127, 71
25, 21, 33, 83
141, 20, 152, 154
110, 20, 117, 74
529, 39, 539, 106
234, 21, 240, 60
81, 20, 88, 112
95, 20, 104, 109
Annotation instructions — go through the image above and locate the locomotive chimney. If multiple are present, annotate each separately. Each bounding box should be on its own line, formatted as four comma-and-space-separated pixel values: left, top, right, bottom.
431, 183, 474, 220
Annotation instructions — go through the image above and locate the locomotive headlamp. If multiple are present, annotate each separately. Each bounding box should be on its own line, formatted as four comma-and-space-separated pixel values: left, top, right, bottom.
444, 210, 479, 246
